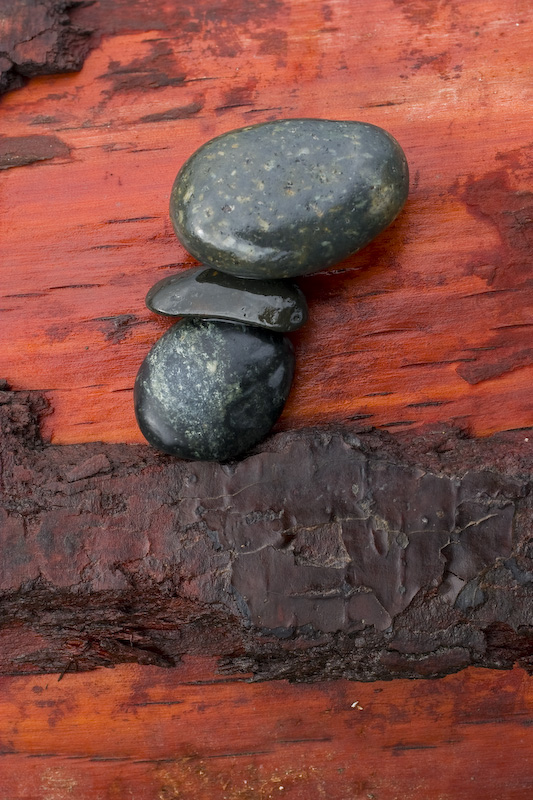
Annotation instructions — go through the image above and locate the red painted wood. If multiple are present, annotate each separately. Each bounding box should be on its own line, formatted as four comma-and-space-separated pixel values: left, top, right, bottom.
1, 0, 532, 445
0, 662, 531, 799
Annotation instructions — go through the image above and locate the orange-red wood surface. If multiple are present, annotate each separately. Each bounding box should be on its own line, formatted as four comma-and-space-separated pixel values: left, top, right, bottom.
1, 0, 532, 444
1, 2, 533, 797
0, 660, 531, 799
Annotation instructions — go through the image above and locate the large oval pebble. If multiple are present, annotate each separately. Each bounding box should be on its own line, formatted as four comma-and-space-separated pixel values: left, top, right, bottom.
146, 266, 308, 332
134, 318, 294, 461
170, 118, 409, 279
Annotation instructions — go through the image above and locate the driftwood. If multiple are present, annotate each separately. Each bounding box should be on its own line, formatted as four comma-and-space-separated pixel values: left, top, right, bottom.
1, 385, 531, 680
0, 0, 531, 685
1, 0, 533, 795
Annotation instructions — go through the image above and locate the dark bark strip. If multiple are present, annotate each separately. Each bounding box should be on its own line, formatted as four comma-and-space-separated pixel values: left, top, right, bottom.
0, 0, 93, 96
0, 385, 531, 680
0, 134, 70, 169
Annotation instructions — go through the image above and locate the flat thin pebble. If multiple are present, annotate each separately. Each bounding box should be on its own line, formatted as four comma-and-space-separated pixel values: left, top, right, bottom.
134, 318, 294, 461
146, 266, 308, 332
170, 118, 409, 279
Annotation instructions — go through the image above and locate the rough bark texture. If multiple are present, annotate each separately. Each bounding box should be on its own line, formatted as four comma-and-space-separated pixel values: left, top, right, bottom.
0, 0, 93, 96
1, 385, 531, 681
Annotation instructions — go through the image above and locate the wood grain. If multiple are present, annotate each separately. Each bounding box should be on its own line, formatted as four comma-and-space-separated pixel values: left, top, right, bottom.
0, 660, 531, 799
1, 2, 532, 796
1, 0, 532, 445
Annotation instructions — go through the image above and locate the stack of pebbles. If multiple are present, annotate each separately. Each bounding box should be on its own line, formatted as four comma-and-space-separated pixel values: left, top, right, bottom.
134, 119, 409, 462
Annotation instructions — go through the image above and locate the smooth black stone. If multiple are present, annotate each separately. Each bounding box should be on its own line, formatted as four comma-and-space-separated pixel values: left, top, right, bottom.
134, 318, 294, 461
146, 267, 308, 332
170, 118, 409, 280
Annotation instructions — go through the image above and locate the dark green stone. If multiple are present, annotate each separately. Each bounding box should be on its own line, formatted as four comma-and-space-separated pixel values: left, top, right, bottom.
134, 318, 294, 461
170, 118, 409, 280
146, 266, 308, 332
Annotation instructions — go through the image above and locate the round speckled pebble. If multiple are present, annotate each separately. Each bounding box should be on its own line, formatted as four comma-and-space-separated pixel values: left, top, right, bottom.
134, 318, 295, 461
146, 266, 308, 332
170, 118, 409, 279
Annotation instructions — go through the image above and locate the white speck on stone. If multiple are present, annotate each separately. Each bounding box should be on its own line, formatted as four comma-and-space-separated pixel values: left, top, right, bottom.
206, 360, 218, 374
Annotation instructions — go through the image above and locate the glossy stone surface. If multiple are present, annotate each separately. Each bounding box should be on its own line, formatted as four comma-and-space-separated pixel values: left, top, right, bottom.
170, 118, 409, 279
134, 319, 294, 461
146, 266, 308, 332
